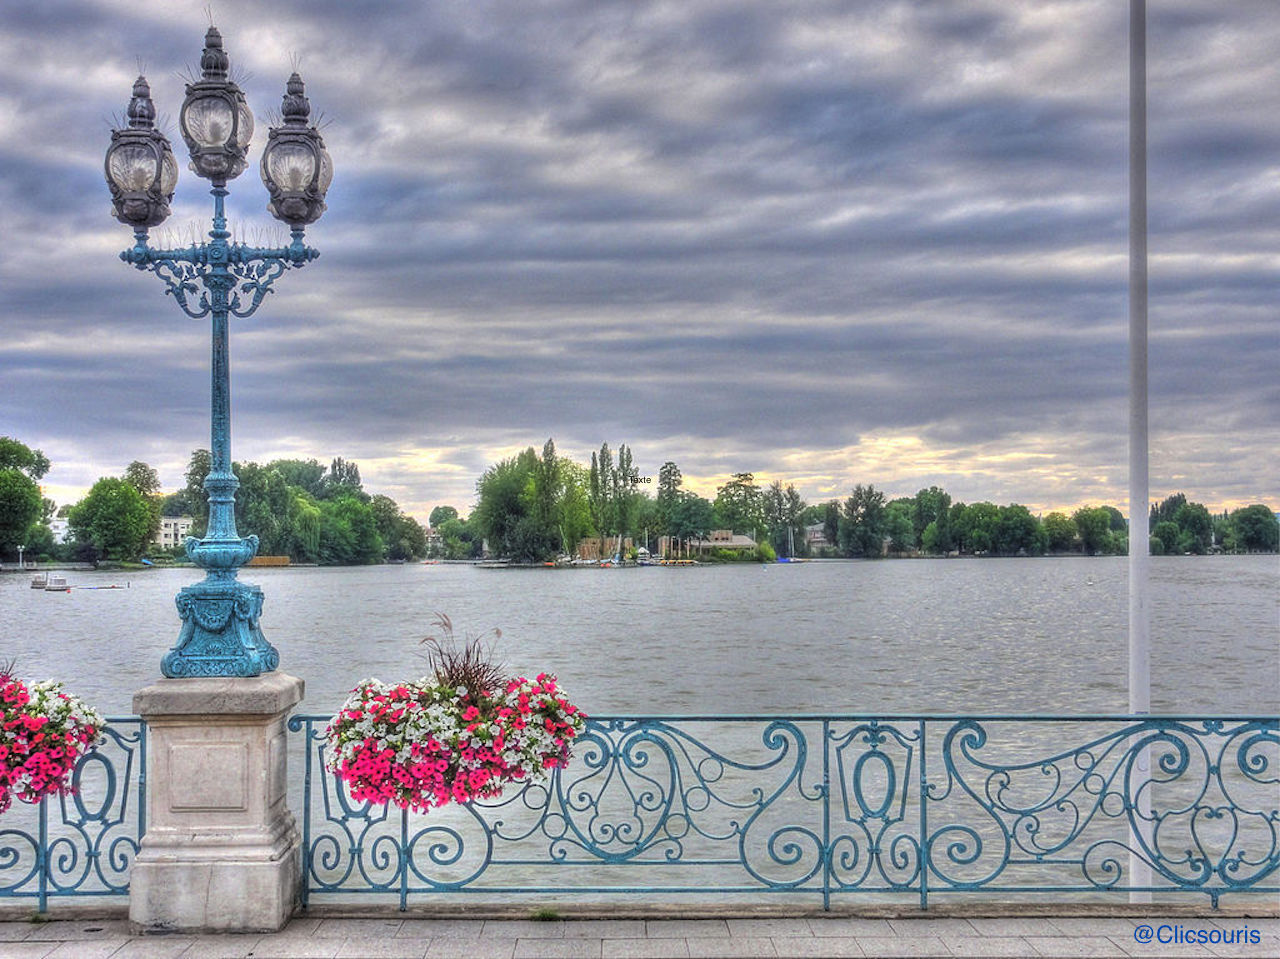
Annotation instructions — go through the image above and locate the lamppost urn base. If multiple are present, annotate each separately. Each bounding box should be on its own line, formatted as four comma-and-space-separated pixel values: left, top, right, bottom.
164, 577, 279, 678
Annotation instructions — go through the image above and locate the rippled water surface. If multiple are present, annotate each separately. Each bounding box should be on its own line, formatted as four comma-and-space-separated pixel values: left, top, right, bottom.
2, 556, 1276, 716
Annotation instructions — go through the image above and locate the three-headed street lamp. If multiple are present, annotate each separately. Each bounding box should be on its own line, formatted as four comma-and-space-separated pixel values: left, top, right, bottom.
105, 26, 331, 679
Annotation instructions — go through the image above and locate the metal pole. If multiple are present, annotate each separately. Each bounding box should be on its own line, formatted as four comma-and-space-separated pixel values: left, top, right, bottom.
202, 188, 241, 547
1128, 0, 1153, 901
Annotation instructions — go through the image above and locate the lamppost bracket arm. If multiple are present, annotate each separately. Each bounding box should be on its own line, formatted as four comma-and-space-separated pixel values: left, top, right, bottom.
118, 237, 319, 320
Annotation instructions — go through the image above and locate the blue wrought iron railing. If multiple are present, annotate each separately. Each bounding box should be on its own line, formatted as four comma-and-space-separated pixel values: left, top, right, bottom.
0, 719, 146, 913
290, 713, 1280, 910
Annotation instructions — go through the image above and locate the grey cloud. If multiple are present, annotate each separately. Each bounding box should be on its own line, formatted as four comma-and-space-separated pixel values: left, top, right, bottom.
3, 0, 1277, 519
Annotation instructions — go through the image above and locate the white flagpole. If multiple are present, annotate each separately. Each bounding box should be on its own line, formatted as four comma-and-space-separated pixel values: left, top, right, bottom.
1129, 0, 1153, 902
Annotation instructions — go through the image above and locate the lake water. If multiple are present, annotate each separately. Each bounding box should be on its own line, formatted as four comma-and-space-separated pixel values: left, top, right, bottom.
1, 556, 1276, 718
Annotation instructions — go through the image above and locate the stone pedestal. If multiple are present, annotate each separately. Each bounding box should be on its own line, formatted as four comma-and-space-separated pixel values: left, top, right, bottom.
129, 672, 304, 933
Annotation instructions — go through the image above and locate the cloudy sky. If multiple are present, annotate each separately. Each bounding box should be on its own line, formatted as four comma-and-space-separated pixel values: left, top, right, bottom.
3, 0, 1276, 522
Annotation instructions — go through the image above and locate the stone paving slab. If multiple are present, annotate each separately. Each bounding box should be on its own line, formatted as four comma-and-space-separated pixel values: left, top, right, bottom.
4, 913, 1280, 959
1026, 935, 1127, 957
331, 936, 429, 958
424, 939, 515, 959
601, 939, 691, 959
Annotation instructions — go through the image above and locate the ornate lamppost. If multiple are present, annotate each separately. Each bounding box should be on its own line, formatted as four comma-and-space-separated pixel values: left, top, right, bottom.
105, 27, 332, 678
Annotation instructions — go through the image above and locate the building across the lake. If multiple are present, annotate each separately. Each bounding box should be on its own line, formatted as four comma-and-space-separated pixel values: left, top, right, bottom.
659, 530, 757, 558
154, 515, 194, 549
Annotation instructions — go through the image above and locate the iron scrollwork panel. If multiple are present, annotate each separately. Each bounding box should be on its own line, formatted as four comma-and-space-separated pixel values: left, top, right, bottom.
291, 714, 1280, 907
924, 718, 1280, 902
296, 716, 823, 898
0, 720, 145, 908
826, 720, 925, 894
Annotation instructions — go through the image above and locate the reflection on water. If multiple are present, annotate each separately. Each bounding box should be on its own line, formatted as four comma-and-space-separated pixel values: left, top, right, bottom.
1, 556, 1276, 717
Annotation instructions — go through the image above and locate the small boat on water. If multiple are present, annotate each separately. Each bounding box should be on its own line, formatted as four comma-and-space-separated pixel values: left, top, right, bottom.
30, 573, 47, 588
44, 576, 70, 592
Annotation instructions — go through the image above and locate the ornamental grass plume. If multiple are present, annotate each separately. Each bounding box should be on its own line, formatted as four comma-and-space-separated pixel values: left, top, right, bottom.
0, 664, 106, 814
418, 612, 506, 697
324, 616, 586, 813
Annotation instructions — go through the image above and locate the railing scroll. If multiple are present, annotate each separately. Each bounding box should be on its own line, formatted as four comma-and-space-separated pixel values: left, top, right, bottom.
290, 713, 1280, 910
0, 718, 146, 913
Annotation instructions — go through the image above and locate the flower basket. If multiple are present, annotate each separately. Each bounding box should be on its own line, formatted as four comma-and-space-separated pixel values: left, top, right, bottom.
324, 618, 586, 812
325, 673, 585, 812
0, 671, 106, 814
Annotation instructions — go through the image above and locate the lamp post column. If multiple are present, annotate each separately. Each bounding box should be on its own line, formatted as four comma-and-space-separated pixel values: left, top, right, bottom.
106, 25, 331, 933
162, 185, 276, 680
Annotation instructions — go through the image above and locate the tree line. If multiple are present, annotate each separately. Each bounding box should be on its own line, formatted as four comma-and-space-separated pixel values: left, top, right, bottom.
441, 439, 1279, 563
0, 437, 425, 565
2, 434, 1276, 566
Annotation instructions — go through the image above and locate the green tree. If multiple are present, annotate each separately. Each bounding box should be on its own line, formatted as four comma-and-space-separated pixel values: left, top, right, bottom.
123, 461, 161, 497
839, 484, 887, 557
556, 459, 593, 555
656, 461, 682, 535
122, 461, 163, 544
784, 483, 805, 557
589, 444, 613, 535
1072, 506, 1111, 555
1152, 520, 1181, 555
885, 499, 915, 556
324, 457, 365, 500
290, 491, 322, 562
920, 520, 940, 553
0, 469, 42, 557
68, 477, 154, 561
0, 437, 51, 558
1174, 502, 1213, 555
669, 491, 714, 545
1150, 493, 1187, 530
473, 453, 530, 558
994, 504, 1045, 556
183, 449, 212, 535
272, 459, 328, 498
429, 505, 459, 529
822, 501, 840, 552
764, 481, 786, 554
1230, 504, 1279, 553
713, 472, 763, 536
1043, 512, 1076, 553
954, 501, 999, 555
0, 437, 50, 480
436, 515, 480, 560
912, 486, 951, 549
318, 493, 383, 564
471, 448, 563, 562
370, 495, 426, 561
233, 462, 292, 556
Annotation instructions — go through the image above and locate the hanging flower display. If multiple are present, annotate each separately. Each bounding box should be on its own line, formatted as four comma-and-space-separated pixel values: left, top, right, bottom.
324, 616, 586, 812
0, 668, 107, 814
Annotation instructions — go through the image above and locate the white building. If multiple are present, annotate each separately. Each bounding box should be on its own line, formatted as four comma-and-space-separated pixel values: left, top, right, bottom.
49, 516, 72, 544
154, 515, 195, 549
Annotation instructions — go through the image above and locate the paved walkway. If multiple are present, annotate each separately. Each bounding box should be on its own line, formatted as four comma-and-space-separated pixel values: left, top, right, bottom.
0, 915, 1278, 959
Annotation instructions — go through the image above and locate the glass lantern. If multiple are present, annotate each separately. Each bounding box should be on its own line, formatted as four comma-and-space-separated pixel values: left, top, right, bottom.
105, 76, 177, 229
179, 26, 253, 183
261, 72, 332, 226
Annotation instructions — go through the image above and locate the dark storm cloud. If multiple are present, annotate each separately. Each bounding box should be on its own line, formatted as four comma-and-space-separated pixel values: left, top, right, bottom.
1, 0, 1276, 517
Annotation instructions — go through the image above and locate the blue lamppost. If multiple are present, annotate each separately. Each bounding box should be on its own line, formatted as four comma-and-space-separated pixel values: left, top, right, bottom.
105, 26, 332, 678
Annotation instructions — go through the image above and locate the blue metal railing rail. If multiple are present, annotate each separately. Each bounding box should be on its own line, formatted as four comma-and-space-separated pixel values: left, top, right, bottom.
0, 719, 146, 913
289, 713, 1280, 910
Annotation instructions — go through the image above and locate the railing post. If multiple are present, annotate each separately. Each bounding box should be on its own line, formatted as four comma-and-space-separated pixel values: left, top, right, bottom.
918, 719, 928, 911
299, 717, 313, 909
36, 798, 48, 914
822, 719, 831, 911
137, 721, 148, 839
399, 807, 409, 911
